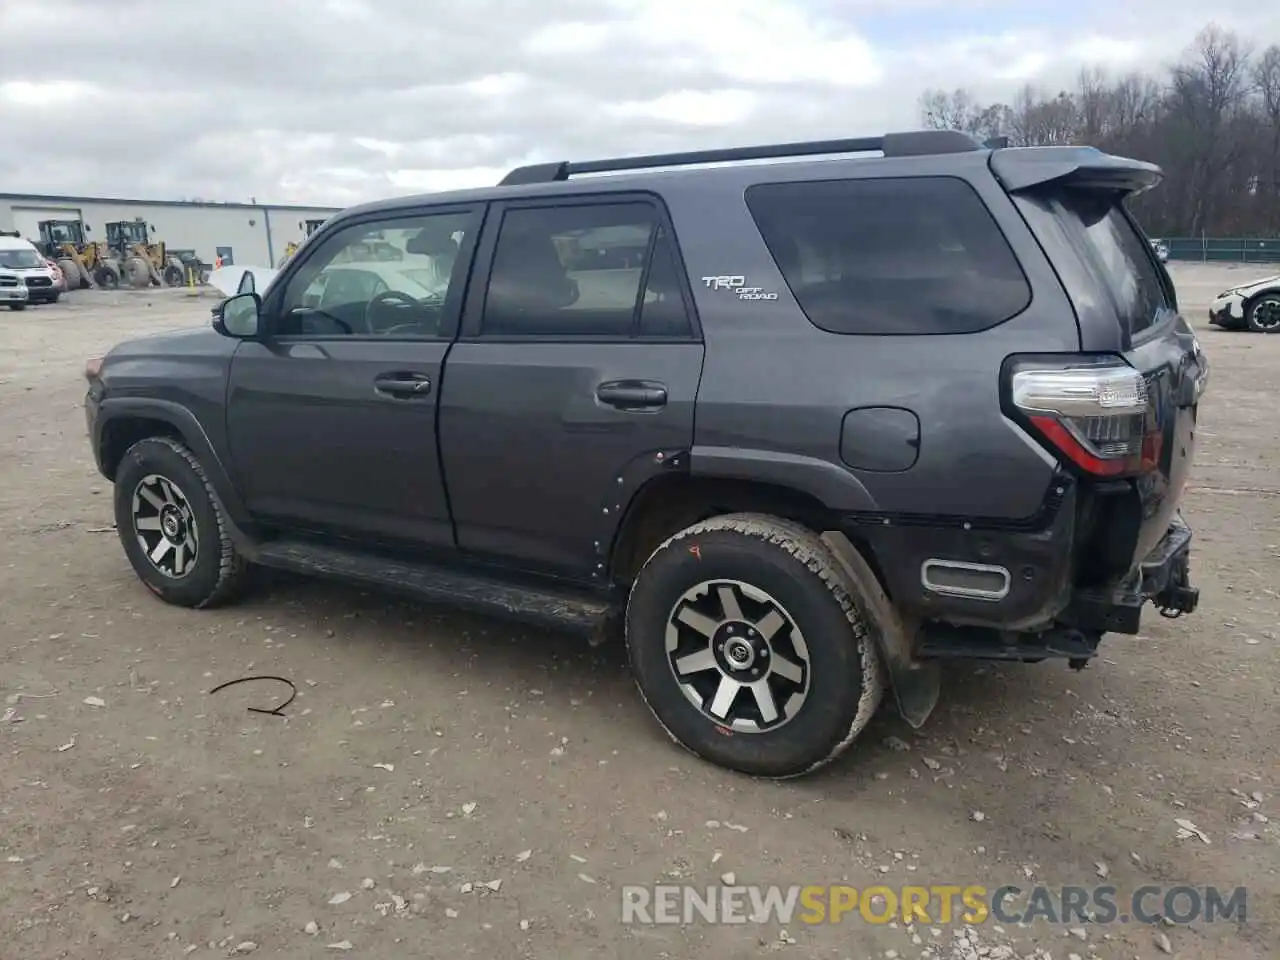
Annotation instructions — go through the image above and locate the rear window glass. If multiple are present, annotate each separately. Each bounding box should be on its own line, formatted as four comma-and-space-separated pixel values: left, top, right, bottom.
744, 176, 1031, 335
1024, 192, 1171, 336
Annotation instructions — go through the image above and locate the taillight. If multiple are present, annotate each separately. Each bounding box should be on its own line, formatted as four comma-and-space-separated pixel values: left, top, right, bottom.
1008, 357, 1159, 478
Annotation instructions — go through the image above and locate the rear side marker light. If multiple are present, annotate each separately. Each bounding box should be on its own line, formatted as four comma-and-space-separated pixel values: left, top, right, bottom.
1011, 362, 1159, 477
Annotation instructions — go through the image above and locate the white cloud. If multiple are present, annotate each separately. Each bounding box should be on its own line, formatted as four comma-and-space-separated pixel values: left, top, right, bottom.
606, 90, 759, 126
0, 79, 102, 107
0, 0, 1277, 204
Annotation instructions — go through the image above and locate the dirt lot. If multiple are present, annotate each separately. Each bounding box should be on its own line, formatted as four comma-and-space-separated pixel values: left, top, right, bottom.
1, 264, 1277, 960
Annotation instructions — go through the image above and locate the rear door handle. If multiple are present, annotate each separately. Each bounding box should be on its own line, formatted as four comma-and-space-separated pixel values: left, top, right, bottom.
374, 371, 433, 399
596, 380, 667, 410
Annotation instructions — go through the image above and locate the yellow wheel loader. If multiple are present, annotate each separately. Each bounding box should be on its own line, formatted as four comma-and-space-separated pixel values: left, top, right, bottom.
104, 221, 187, 287
277, 217, 329, 267
35, 220, 119, 289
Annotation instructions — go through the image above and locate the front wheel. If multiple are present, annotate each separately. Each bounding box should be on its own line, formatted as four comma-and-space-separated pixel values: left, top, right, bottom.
626, 513, 884, 778
8, 303, 26, 311
94, 265, 120, 289
112, 436, 250, 608
1246, 294, 1280, 333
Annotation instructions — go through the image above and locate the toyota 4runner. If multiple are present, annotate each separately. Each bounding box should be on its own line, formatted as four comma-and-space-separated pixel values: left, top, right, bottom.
84, 130, 1206, 778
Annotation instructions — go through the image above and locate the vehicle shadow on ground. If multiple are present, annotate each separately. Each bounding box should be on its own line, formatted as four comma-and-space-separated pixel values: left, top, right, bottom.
240, 569, 1062, 783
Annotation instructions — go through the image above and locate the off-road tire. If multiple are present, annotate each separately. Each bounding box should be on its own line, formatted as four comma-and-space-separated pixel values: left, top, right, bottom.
94, 265, 120, 289
625, 512, 884, 778
113, 436, 250, 608
1245, 294, 1280, 333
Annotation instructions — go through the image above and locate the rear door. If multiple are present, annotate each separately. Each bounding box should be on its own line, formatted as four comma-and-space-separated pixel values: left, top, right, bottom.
1013, 186, 1205, 560
438, 194, 704, 582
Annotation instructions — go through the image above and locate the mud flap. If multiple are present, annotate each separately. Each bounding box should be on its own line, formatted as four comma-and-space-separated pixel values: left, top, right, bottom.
821, 531, 940, 728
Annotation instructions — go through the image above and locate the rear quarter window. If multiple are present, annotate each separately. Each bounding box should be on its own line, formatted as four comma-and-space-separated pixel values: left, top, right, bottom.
744, 176, 1032, 335
1025, 192, 1173, 337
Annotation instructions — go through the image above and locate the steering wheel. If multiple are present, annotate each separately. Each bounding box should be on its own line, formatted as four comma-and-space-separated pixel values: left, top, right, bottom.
365, 290, 422, 333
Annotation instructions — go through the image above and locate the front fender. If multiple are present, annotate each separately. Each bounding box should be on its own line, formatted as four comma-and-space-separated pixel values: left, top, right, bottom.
95, 397, 253, 535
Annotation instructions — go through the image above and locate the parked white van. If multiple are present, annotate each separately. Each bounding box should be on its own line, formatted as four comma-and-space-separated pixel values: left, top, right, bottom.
0, 232, 62, 304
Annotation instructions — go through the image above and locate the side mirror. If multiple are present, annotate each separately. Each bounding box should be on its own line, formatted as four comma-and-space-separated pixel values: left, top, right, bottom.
214, 292, 262, 339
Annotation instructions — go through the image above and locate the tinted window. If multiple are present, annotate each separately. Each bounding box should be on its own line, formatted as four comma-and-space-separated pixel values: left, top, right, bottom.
1045, 193, 1172, 335
637, 228, 692, 338
745, 177, 1032, 335
483, 203, 664, 337
278, 212, 470, 338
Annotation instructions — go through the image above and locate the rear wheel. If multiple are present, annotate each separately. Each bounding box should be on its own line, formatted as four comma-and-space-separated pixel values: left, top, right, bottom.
1246, 294, 1280, 333
113, 436, 250, 608
626, 513, 884, 778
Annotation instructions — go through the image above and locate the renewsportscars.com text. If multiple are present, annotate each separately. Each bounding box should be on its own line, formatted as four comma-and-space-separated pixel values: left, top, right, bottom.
620, 884, 1247, 926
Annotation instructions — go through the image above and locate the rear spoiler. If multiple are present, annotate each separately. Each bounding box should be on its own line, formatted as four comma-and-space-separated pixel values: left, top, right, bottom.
989, 146, 1162, 196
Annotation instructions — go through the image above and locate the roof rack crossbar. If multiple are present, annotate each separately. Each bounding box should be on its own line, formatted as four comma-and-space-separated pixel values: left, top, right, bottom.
498, 129, 982, 186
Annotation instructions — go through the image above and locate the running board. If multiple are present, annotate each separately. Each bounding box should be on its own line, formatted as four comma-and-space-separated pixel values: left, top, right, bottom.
252, 539, 616, 635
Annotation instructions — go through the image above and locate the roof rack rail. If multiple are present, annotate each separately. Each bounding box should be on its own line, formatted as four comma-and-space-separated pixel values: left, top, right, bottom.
498, 129, 983, 186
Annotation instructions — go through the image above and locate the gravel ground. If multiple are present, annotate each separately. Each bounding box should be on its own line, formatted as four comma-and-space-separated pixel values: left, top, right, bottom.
1, 264, 1277, 960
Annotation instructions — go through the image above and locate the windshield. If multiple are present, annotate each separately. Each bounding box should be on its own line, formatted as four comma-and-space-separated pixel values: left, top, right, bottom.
0, 248, 45, 269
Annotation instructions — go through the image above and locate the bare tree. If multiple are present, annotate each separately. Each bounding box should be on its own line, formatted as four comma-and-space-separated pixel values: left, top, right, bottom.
1254, 45, 1280, 229
916, 22, 1280, 236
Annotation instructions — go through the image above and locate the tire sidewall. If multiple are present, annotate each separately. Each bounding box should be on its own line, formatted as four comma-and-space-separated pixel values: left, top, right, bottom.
113, 439, 225, 606
626, 524, 873, 777
1247, 295, 1280, 333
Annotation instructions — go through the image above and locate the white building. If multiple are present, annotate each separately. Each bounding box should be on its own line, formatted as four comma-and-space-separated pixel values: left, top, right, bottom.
0, 192, 344, 268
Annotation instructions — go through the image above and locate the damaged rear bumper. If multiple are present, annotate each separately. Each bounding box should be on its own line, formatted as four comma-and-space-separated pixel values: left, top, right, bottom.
1060, 514, 1198, 634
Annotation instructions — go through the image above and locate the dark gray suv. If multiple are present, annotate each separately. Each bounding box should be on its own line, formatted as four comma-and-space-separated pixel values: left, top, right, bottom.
84, 130, 1207, 778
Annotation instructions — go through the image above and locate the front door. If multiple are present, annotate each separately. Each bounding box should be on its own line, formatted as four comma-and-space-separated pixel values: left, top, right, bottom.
440, 196, 705, 581
225, 205, 481, 549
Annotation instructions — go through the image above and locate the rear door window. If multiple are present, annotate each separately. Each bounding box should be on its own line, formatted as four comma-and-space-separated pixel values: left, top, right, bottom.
479, 202, 695, 339
744, 176, 1032, 335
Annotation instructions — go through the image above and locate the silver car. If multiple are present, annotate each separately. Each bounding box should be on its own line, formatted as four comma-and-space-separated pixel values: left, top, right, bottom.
0, 234, 62, 303
0, 270, 30, 310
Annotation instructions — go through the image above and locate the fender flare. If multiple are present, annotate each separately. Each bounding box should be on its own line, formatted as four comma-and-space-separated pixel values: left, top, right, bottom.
690, 445, 879, 513
97, 397, 254, 536
820, 530, 940, 728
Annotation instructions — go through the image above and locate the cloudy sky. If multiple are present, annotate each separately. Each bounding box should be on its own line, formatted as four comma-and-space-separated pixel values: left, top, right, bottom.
2, 0, 1278, 207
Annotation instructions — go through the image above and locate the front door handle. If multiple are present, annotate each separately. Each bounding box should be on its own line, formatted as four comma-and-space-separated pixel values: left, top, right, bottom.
596, 380, 667, 410
374, 371, 433, 399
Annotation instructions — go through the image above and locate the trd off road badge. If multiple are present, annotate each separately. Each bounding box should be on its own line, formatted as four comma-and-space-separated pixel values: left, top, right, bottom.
700, 275, 779, 301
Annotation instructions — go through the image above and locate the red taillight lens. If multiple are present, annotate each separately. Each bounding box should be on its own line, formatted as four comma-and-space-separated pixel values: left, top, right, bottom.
1011, 361, 1158, 477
